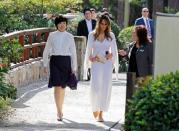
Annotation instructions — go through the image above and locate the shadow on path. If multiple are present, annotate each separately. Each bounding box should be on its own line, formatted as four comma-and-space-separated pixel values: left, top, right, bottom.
1, 119, 123, 131
12, 82, 48, 108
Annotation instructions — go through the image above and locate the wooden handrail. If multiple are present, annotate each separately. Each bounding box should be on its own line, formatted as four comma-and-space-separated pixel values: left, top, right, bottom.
24, 42, 46, 49
0, 28, 54, 39
0, 28, 55, 68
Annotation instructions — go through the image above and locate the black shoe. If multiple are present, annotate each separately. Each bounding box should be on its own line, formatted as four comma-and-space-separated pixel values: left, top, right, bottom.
57, 113, 63, 121
57, 117, 63, 121
87, 74, 91, 81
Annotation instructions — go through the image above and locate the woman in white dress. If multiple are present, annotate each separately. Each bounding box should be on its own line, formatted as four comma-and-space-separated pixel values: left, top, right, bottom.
84, 15, 119, 122
43, 15, 77, 121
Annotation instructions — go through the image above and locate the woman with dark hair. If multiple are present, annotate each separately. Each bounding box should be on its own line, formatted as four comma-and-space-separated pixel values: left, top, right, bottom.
43, 15, 77, 121
84, 15, 119, 122
119, 25, 153, 83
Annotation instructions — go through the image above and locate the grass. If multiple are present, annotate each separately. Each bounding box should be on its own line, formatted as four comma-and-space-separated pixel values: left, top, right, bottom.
0, 97, 11, 120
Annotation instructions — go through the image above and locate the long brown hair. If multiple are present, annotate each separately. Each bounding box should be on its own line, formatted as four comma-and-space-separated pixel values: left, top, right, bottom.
135, 25, 150, 45
93, 15, 112, 41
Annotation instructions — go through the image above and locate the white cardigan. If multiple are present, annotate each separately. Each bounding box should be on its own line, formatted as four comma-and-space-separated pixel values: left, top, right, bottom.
83, 32, 119, 80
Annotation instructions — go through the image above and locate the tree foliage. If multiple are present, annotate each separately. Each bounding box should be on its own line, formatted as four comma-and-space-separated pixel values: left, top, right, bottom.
118, 26, 134, 49
0, 0, 82, 34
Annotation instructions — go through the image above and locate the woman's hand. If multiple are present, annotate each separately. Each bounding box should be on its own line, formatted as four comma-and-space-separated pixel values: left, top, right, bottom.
89, 56, 97, 62
105, 53, 113, 60
118, 49, 127, 56
72, 70, 77, 76
44, 67, 48, 74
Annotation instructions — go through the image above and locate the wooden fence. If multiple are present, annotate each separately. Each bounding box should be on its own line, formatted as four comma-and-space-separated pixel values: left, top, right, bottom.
0, 28, 86, 84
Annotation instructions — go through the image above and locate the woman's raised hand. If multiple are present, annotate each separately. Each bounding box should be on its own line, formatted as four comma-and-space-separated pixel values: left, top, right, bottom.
118, 49, 127, 56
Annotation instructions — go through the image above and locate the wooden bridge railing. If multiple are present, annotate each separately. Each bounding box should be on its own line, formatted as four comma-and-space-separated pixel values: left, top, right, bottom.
0, 28, 86, 85
0, 28, 55, 68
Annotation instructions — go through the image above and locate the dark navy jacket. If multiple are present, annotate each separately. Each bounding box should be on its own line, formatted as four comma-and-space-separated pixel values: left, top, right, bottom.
77, 19, 96, 39
135, 17, 154, 39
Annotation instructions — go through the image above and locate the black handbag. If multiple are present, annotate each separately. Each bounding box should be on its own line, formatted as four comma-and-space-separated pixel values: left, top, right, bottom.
67, 73, 78, 90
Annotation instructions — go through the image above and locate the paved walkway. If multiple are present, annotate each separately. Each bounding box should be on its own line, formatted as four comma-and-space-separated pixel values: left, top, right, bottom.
0, 73, 126, 131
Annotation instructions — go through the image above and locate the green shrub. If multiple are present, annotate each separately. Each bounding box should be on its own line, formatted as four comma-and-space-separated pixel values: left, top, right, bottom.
125, 71, 179, 131
0, 39, 23, 66
164, 7, 177, 14
0, 67, 16, 116
67, 13, 83, 36
0, 96, 11, 119
0, 67, 16, 100
117, 26, 133, 72
111, 20, 122, 47
0, 97, 10, 110
129, 1, 142, 25
118, 26, 134, 49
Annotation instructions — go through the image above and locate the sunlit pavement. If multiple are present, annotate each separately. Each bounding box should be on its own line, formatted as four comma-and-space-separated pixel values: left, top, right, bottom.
0, 73, 126, 131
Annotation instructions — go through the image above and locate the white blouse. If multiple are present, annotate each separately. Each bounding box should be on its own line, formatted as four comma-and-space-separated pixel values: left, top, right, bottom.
43, 31, 77, 72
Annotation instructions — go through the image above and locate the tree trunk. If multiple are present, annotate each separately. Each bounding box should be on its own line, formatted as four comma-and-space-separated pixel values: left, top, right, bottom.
147, 0, 153, 18
117, 0, 124, 27
124, 0, 130, 27
153, 0, 164, 15
83, 0, 90, 7
103, 0, 109, 8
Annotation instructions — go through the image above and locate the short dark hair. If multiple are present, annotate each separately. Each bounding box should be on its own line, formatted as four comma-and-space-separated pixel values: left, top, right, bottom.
55, 15, 68, 27
83, 8, 91, 14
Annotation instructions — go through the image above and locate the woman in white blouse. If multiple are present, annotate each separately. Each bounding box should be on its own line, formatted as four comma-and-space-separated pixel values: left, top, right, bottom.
43, 15, 77, 121
84, 15, 118, 122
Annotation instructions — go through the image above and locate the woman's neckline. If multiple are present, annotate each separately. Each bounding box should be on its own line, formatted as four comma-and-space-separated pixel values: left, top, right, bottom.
57, 30, 66, 33
97, 38, 106, 43
97, 33, 106, 43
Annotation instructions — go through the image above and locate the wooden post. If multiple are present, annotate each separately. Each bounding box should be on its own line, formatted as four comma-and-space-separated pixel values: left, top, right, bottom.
25, 34, 33, 60
19, 35, 24, 46
74, 36, 86, 80
45, 32, 49, 41
29, 34, 33, 45
19, 35, 25, 61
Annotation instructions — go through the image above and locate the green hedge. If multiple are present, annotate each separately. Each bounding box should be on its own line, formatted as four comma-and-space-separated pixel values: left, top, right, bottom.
0, 97, 10, 110
118, 26, 134, 49
0, 68, 16, 100
110, 20, 121, 47
0, 67, 16, 120
0, 39, 23, 66
125, 71, 179, 131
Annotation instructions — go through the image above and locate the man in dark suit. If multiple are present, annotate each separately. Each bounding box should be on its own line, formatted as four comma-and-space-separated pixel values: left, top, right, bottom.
77, 8, 96, 39
135, 7, 154, 40
77, 8, 96, 81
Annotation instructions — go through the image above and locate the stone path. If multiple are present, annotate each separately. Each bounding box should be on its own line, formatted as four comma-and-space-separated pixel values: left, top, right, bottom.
0, 73, 126, 131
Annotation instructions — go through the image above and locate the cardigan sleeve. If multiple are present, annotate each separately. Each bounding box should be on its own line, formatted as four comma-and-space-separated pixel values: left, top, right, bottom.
83, 32, 93, 80
43, 33, 52, 67
69, 35, 77, 72
110, 32, 119, 80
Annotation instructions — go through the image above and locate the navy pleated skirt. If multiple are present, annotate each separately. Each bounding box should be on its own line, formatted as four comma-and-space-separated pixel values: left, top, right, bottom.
48, 55, 72, 88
